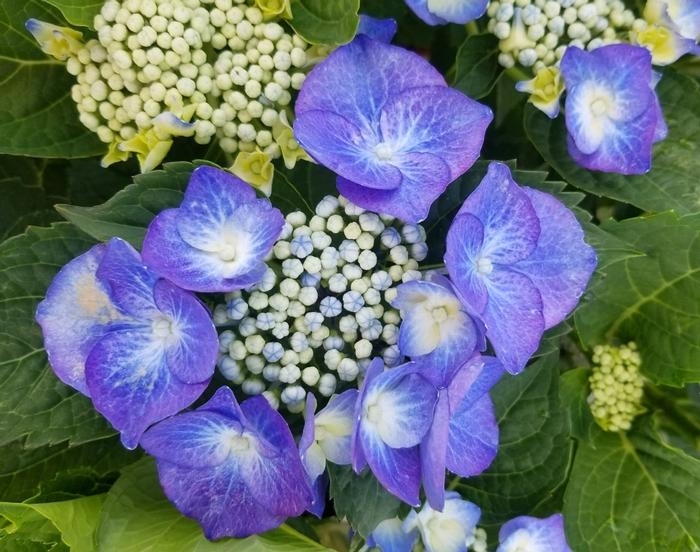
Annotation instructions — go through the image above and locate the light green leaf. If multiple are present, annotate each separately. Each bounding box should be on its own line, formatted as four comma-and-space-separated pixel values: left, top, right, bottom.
0, 494, 105, 552
56, 162, 195, 248
524, 71, 700, 215
574, 212, 700, 386
97, 458, 334, 551
453, 351, 573, 528
40, 0, 101, 28
564, 416, 700, 551
288, 0, 359, 45
452, 34, 501, 99
0, 222, 115, 447
327, 463, 404, 538
0, 0, 103, 157
559, 367, 596, 442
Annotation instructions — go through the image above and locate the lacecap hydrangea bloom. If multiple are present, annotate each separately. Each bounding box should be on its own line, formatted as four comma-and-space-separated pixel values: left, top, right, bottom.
445, 162, 597, 374
293, 34, 493, 223
560, 43, 667, 174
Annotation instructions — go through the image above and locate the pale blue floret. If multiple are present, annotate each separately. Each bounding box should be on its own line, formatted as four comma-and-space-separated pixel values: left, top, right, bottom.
404, 0, 490, 25
496, 513, 573, 552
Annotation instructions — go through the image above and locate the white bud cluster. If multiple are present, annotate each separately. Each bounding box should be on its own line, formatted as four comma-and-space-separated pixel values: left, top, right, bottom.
486, 0, 644, 72
587, 342, 645, 432
65, 0, 314, 158
213, 195, 429, 412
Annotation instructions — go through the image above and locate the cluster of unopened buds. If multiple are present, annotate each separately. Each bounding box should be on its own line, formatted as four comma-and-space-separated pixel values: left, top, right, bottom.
27, 0, 319, 174
588, 342, 645, 432
486, 0, 643, 71
213, 194, 429, 411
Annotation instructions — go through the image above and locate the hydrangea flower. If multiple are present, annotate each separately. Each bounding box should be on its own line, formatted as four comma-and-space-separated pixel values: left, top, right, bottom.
299, 390, 357, 516
293, 35, 492, 223
352, 356, 502, 508
25, 18, 83, 60
391, 274, 485, 370
142, 165, 284, 293
367, 517, 418, 552
515, 67, 565, 118
644, 0, 700, 40
404, 0, 489, 25
36, 238, 218, 448
560, 44, 667, 174
496, 513, 572, 552
403, 491, 482, 552
141, 386, 312, 539
445, 162, 596, 374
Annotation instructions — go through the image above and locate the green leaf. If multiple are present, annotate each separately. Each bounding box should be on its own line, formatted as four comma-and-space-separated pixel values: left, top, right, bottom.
288, 0, 359, 45
97, 458, 334, 551
564, 416, 700, 551
56, 161, 196, 248
0, 436, 137, 503
0, 494, 105, 551
327, 463, 404, 538
453, 351, 573, 529
559, 367, 596, 441
40, 0, 101, 28
0, 0, 104, 157
0, 222, 116, 447
574, 212, 700, 386
524, 71, 700, 215
271, 161, 337, 216
452, 34, 501, 99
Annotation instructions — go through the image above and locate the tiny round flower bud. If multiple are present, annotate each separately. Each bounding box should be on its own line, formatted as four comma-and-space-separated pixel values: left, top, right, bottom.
354, 339, 373, 359
228, 339, 247, 360
326, 214, 345, 233
218, 356, 242, 380
337, 358, 359, 381
318, 374, 337, 396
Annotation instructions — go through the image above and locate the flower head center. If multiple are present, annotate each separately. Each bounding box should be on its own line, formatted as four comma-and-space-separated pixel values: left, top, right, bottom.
476, 256, 493, 275
228, 434, 251, 452
501, 528, 535, 552
218, 241, 237, 262
152, 315, 174, 339
591, 97, 609, 117
431, 306, 448, 323
374, 142, 395, 161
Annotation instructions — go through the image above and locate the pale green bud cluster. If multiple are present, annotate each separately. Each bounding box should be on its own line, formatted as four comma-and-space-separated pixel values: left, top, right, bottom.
66, 0, 314, 165
213, 195, 429, 412
486, 0, 645, 72
588, 342, 645, 432
467, 527, 488, 552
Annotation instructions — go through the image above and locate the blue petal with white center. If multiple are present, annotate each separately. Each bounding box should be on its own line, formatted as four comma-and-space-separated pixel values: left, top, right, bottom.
404, 0, 489, 25
392, 278, 483, 370
294, 35, 492, 222
352, 359, 438, 505
35, 244, 122, 396
141, 387, 312, 539
561, 44, 664, 175
445, 163, 595, 374
497, 513, 572, 552
142, 166, 284, 292
403, 491, 481, 552
367, 517, 418, 552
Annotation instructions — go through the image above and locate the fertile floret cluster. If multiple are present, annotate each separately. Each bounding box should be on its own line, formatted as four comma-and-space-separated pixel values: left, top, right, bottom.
486, 0, 645, 72
63, 0, 315, 170
212, 195, 429, 412
588, 342, 645, 432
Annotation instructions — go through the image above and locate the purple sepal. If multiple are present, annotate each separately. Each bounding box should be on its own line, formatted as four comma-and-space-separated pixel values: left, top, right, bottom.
445, 162, 596, 374
352, 359, 438, 506
357, 14, 398, 43
142, 166, 284, 292
367, 517, 418, 552
35, 243, 120, 396
294, 35, 491, 222
497, 513, 573, 552
404, 0, 490, 25
141, 387, 313, 539
561, 45, 663, 175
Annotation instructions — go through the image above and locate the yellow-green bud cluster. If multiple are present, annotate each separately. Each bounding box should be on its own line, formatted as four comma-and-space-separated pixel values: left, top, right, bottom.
66, 0, 314, 165
588, 342, 645, 432
486, 0, 646, 72
213, 195, 429, 412
467, 527, 488, 552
